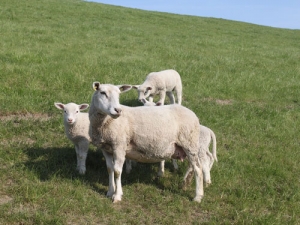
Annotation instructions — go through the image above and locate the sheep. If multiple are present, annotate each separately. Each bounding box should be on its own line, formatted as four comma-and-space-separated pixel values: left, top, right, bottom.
54, 102, 90, 175
141, 99, 218, 185
54, 102, 134, 175
133, 69, 182, 105
89, 82, 204, 203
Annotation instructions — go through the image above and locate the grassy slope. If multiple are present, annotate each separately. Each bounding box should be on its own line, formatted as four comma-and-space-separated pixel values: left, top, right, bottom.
0, 0, 300, 224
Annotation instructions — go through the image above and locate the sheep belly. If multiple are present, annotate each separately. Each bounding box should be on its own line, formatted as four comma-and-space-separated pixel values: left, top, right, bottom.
126, 142, 185, 163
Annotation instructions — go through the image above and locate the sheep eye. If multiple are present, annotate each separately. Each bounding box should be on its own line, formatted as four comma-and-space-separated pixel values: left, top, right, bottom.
100, 91, 107, 97
76, 111, 79, 113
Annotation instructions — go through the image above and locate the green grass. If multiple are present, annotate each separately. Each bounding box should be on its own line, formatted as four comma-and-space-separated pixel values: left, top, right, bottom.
1, 0, 300, 224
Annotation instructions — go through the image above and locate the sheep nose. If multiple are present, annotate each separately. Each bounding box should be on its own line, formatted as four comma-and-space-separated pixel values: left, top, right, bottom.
115, 108, 122, 114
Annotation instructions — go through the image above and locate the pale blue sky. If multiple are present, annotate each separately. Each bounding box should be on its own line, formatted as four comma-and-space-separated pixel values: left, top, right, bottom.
87, 0, 300, 30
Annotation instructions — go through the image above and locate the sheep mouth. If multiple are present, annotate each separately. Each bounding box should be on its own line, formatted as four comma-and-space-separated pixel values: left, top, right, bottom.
110, 113, 120, 119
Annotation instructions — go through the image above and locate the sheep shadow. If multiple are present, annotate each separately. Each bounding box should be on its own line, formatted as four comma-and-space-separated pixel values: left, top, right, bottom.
23, 146, 188, 198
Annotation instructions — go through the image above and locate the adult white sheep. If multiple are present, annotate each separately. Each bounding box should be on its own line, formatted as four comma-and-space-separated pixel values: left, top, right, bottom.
89, 82, 204, 203
133, 69, 182, 105
54, 102, 90, 175
141, 99, 218, 185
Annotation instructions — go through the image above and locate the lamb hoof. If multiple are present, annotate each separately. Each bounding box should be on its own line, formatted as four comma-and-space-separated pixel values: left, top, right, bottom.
193, 196, 203, 203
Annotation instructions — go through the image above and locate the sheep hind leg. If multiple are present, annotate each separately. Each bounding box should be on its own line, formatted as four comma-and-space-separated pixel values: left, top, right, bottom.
188, 154, 204, 202
166, 91, 175, 104
182, 165, 194, 190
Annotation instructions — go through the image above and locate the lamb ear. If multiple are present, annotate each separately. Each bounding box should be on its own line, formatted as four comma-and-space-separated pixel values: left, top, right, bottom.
54, 102, 65, 110
132, 85, 140, 90
93, 82, 100, 91
118, 85, 132, 93
79, 104, 89, 111
146, 87, 152, 91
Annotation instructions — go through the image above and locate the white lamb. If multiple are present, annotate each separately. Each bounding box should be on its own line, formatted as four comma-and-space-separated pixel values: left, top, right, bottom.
54, 102, 90, 175
141, 99, 218, 185
89, 82, 204, 203
133, 69, 182, 105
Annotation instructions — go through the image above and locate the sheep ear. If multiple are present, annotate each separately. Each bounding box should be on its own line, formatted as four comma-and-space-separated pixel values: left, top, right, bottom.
93, 82, 100, 91
54, 102, 65, 110
79, 104, 89, 111
132, 85, 139, 90
118, 85, 132, 93
146, 87, 152, 91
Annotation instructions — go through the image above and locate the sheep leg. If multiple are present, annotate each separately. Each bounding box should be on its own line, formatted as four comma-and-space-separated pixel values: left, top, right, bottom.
172, 159, 178, 170
187, 153, 203, 202
166, 91, 175, 104
174, 85, 182, 105
102, 150, 115, 198
112, 149, 126, 203
183, 165, 194, 190
148, 96, 154, 102
201, 153, 212, 187
157, 91, 166, 105
199, 146, 212, 186
125, 159, 132, 174
75, 141, 89, 175
158, 160, 165, 177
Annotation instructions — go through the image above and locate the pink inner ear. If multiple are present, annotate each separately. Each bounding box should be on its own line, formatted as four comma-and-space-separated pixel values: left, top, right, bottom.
57, 104, 64, 109
147, 87, 152, 91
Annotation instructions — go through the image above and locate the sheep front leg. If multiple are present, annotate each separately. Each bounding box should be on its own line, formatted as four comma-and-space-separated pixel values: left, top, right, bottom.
157, 90, 166, 105
112, 149, 126, 203
75, 141, 89, 175
102, 150, 115, 198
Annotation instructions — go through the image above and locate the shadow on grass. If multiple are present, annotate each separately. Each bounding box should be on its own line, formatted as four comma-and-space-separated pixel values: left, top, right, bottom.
23, 146, 189, 198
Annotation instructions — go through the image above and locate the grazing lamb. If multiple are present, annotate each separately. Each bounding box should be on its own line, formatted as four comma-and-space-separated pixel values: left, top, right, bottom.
133, 69, 182, 105
89, 82, 204, 203
141, 99, 218, 185
54, 102, 90, 175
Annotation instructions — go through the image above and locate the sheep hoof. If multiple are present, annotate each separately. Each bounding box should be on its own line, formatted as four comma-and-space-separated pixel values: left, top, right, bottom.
112, 195, 122, 203
205, 180, 211, 187
106, 191, 114, 198
193, 196, 203, 203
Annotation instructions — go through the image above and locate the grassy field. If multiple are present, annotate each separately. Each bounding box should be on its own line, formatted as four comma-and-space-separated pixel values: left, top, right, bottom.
1, 0, 300, 224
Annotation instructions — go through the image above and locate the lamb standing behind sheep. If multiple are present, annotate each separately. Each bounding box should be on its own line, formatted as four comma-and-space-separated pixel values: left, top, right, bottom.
133, 69, 182, 105
141, 99, 218, 185
89, 82, 204, 203
54, 102, 90, 175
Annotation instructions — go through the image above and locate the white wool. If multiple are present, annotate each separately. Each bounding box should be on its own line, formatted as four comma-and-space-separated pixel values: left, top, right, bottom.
89, 82, 204, 203
133, 69, 182, 105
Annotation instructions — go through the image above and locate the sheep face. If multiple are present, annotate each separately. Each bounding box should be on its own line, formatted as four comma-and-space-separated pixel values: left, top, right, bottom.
92, 82, 132, 119
133, 85, 152, 102
54, 103, 89, 125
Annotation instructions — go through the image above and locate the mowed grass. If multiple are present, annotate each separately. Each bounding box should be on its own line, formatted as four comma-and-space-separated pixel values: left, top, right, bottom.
0, 0, 300, 224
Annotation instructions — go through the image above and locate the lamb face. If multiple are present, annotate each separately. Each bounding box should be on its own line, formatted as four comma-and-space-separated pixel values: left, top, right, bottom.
133, 85, 152, 102
54, 102, 89, 125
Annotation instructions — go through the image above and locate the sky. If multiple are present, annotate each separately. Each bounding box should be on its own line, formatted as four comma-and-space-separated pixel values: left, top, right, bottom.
88, 0, 300, 30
